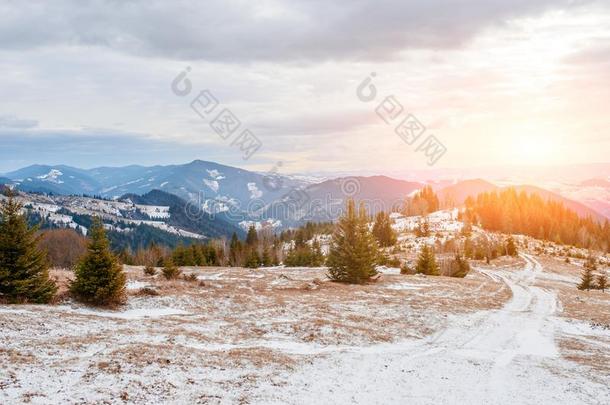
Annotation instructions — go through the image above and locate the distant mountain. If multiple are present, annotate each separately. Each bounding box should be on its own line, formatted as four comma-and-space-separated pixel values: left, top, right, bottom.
264, 175, 424, 225
510, 185, 607, 222
3, 160, 307, 218
437, 179, 607, 222
4, 164, 100, 195
437, 179, 498, 207
120, 189, 245, 239
580, 178, 610, 188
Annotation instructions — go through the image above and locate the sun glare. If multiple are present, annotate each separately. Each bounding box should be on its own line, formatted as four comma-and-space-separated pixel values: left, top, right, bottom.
512, 135, 558, 165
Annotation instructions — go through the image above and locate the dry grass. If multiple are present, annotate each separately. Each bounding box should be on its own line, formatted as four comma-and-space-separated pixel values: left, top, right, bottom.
3, 259, 607, 402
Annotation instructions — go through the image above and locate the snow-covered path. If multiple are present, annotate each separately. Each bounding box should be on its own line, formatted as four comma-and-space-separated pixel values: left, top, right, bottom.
261, 254, 608, 405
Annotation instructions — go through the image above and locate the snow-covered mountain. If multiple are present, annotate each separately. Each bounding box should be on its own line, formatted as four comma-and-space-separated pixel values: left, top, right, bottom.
2, 160, 306, 214
3, 162, 607, 226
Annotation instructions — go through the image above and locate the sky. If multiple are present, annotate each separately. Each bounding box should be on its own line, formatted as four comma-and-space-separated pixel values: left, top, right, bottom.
1, 0, 609, 175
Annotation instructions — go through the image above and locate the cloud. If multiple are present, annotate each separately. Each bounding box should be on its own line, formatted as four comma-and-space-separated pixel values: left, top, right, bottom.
0, 0, 602, 62
0, 115, 38, 129
0, 126, 241, 172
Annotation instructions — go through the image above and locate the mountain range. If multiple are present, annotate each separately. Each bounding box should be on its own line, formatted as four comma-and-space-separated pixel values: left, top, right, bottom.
2, 161, 608, 227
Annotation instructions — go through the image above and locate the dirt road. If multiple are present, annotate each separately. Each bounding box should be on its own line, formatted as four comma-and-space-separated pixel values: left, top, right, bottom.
263, 255, 609, 404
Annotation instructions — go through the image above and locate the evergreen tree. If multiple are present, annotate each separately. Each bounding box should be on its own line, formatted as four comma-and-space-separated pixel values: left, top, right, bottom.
597, 272, 607, 292
415, 217, 431, 237
229, 232, 242, 266
246, 225, 258, 247
0, 193, 57, 303
416, 244, 439, 276
372, 211, 397, 247
578, 255, 596, 291
161, 257, 181, 279
70, 217, 126, 306
311, 240, 325, 266
244, 248, 260, 269
327, 200, 378, 283
261, 246, 272, 267
506, 236, 518, 256
449, 252, 470, 278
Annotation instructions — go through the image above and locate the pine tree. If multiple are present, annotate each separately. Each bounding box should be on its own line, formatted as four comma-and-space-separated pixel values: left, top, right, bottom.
416, 217, 430, 237
596, 272, 607, 292
506, 236, 518, 256
578, 255, 596, 291
450, 252, 470, 278
244, 248, 260, 269
0, 193, 57, 303
261, 246, 272, 267
70, 217, 126, 306
246, 225, 258, 247
416, 244, 439, 276
229, 232, 242, 266
327, 200, 378, 283
372, 211, 397, 247
161, 257, 181, 280
311, 240, 325, 266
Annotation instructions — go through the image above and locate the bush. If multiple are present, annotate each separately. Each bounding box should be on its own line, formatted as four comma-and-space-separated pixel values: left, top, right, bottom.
400, 262, 413, 275
38, 228, 87, 269
143, 265, 156, 276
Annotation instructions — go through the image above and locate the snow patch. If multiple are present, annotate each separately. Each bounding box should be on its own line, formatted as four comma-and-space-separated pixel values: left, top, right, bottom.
247, 182, 263, 199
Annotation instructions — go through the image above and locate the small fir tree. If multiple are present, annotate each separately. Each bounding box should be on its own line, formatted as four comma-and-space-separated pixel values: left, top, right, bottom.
0, 193, 57, 303
506, 236, 518, 257
229, 232, 242, 266
244, 249, 261, 269
450, 252, 470, 278
415, 217, 431, 237
596, 272, 607, 292
161, 257, 181, 280
372, 211, 397, 247
70, 217, 126, 306
578, 255, 596, 291
246, 225, 258, 247
261, 246, 272, 267
327, 200, 378, 283
416, 244, 439, 276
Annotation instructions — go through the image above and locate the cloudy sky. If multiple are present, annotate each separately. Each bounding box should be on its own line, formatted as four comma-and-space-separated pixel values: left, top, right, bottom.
1, 0, 609, 174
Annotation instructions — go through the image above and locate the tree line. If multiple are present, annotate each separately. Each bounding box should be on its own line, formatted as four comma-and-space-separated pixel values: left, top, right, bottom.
462, 188, 610, 252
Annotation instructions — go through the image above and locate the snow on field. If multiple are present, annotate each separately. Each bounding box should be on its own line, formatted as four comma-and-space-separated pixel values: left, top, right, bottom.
135, 204, 170, 219
391, 209, 463, 233
1, 257, 608, 404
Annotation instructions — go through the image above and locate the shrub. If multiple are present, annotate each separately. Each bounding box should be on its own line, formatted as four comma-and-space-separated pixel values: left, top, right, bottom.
400, 262, 413, 275
143, 265, 156, 276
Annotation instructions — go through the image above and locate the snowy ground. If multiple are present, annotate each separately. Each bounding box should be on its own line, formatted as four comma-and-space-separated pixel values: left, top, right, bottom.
1, 255, 608, 404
